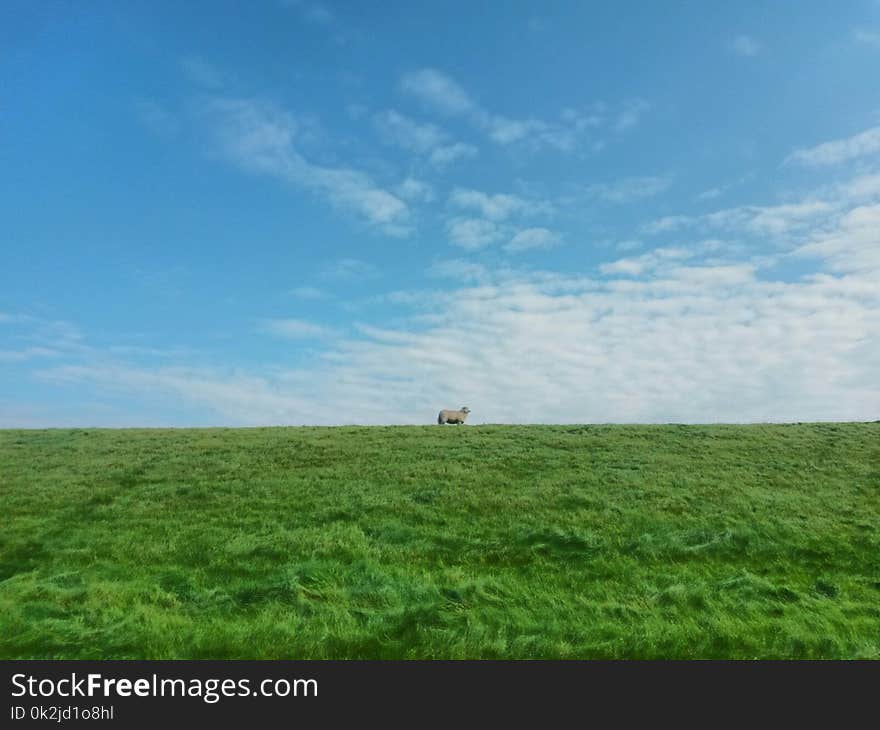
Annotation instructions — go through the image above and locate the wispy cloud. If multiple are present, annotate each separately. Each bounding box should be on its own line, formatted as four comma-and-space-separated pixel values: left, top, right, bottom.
199, 97, 411, 235
260, 318, 335, 339
786, 124, 880, 167
0, 314, 92, 381
695, 187, 724, 201
303, 2, 333, 24
41, 238, 880, 425
639, 169, 880, 277
444, 187, 556, 251
795, 203, 880, 274
730, 35, 761, 57
40, 364, 320, 426
399, 68, 643, 152
1, 314, 85, 350
449, 187, 547, 221
28, 164, 880, 426
613, 100, 651, 132
0, 347, 59, 363
853, 28, 880, 48
134, 99, 179, 138
400, 68, 477, 116
428, 142, 478, 167
446, 218, 504, 249
394, 177, 435, 202
585, 175, 672, 203
181, 55, 225, 89
641, 200, 834, 238
599, 246, 694, 276
427, 259, 491, 283
373, 109, 446, 153
372, 109, 477, 167
281, 0, 363, 46
505, 228, 562, 252
281, 0, 333, 25
692, 173, 754, 203
320, 257, 380, 280
289, 286, 329, 300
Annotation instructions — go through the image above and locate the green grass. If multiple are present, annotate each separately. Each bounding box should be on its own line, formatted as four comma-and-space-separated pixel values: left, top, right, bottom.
1, 423, 878, 659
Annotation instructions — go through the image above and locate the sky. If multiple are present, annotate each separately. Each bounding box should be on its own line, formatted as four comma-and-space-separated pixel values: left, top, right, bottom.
2, 0, 879, 427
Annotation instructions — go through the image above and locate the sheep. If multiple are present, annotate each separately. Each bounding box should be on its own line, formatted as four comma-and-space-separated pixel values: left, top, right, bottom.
438, 407, 470, 425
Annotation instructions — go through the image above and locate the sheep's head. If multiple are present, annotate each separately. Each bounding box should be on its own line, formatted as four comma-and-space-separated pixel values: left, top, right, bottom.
461, 406, 470, 414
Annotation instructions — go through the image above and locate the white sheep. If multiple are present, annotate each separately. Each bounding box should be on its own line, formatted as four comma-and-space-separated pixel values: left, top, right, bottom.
437, 406, 470, 425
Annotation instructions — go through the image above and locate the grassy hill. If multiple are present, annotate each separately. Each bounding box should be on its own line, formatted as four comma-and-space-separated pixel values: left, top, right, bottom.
1, 423, 878, 659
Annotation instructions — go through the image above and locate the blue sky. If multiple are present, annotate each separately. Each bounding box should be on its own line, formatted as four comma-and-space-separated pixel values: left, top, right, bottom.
2, 0, 880, 426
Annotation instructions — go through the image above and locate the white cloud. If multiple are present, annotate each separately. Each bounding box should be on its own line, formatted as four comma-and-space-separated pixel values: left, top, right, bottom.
428, 142, 478, 166
444, 187, 553, 251
41, 365, 320, 426
289, 286, 329, 300
586, 175, 672, 203
693, 172, 755, 203
640, 215, 693, 235
395, 177, 435, 202
303, 2, 333, 24
399, 68, 477, 116
134, 99, 180, 138
795, 203, 880, 274
831, 172, 880, 202
505, 228, 562, 252
615, 239, 643, 252
320, 257, 380, 280
854, 28, 880, 48
428, 259, 490, 283
400, 68, 642, 151
260, 318, 334, 339
446, 217, 503, 249
642, 200, 834, 238
486, 116, 545, 145
373, 110, 477, 168
2, 314, 84, 350
599, 257, 648, 277
727, 201, 833, 236
696, 187, 723, 201
41, 241, 880, 424
730, 35, 761, 57
181, 56, 225, 88
345, 103, 369, 120
449, 187, 538, 221
200, 97, 410, 235
599, 247, 693, 276
282, 0, 335, 26
613, 99, 650, 132
786, 125, 880, 167
22, 170, 880, 427
373, 109, 447, 153
0, 347, 58, 363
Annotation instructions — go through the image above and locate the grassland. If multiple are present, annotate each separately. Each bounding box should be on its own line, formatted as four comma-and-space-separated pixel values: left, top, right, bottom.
1, 423, 878, 659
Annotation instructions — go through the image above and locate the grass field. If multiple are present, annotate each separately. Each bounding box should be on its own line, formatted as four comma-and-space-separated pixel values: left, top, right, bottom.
1, 423, 878, 659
